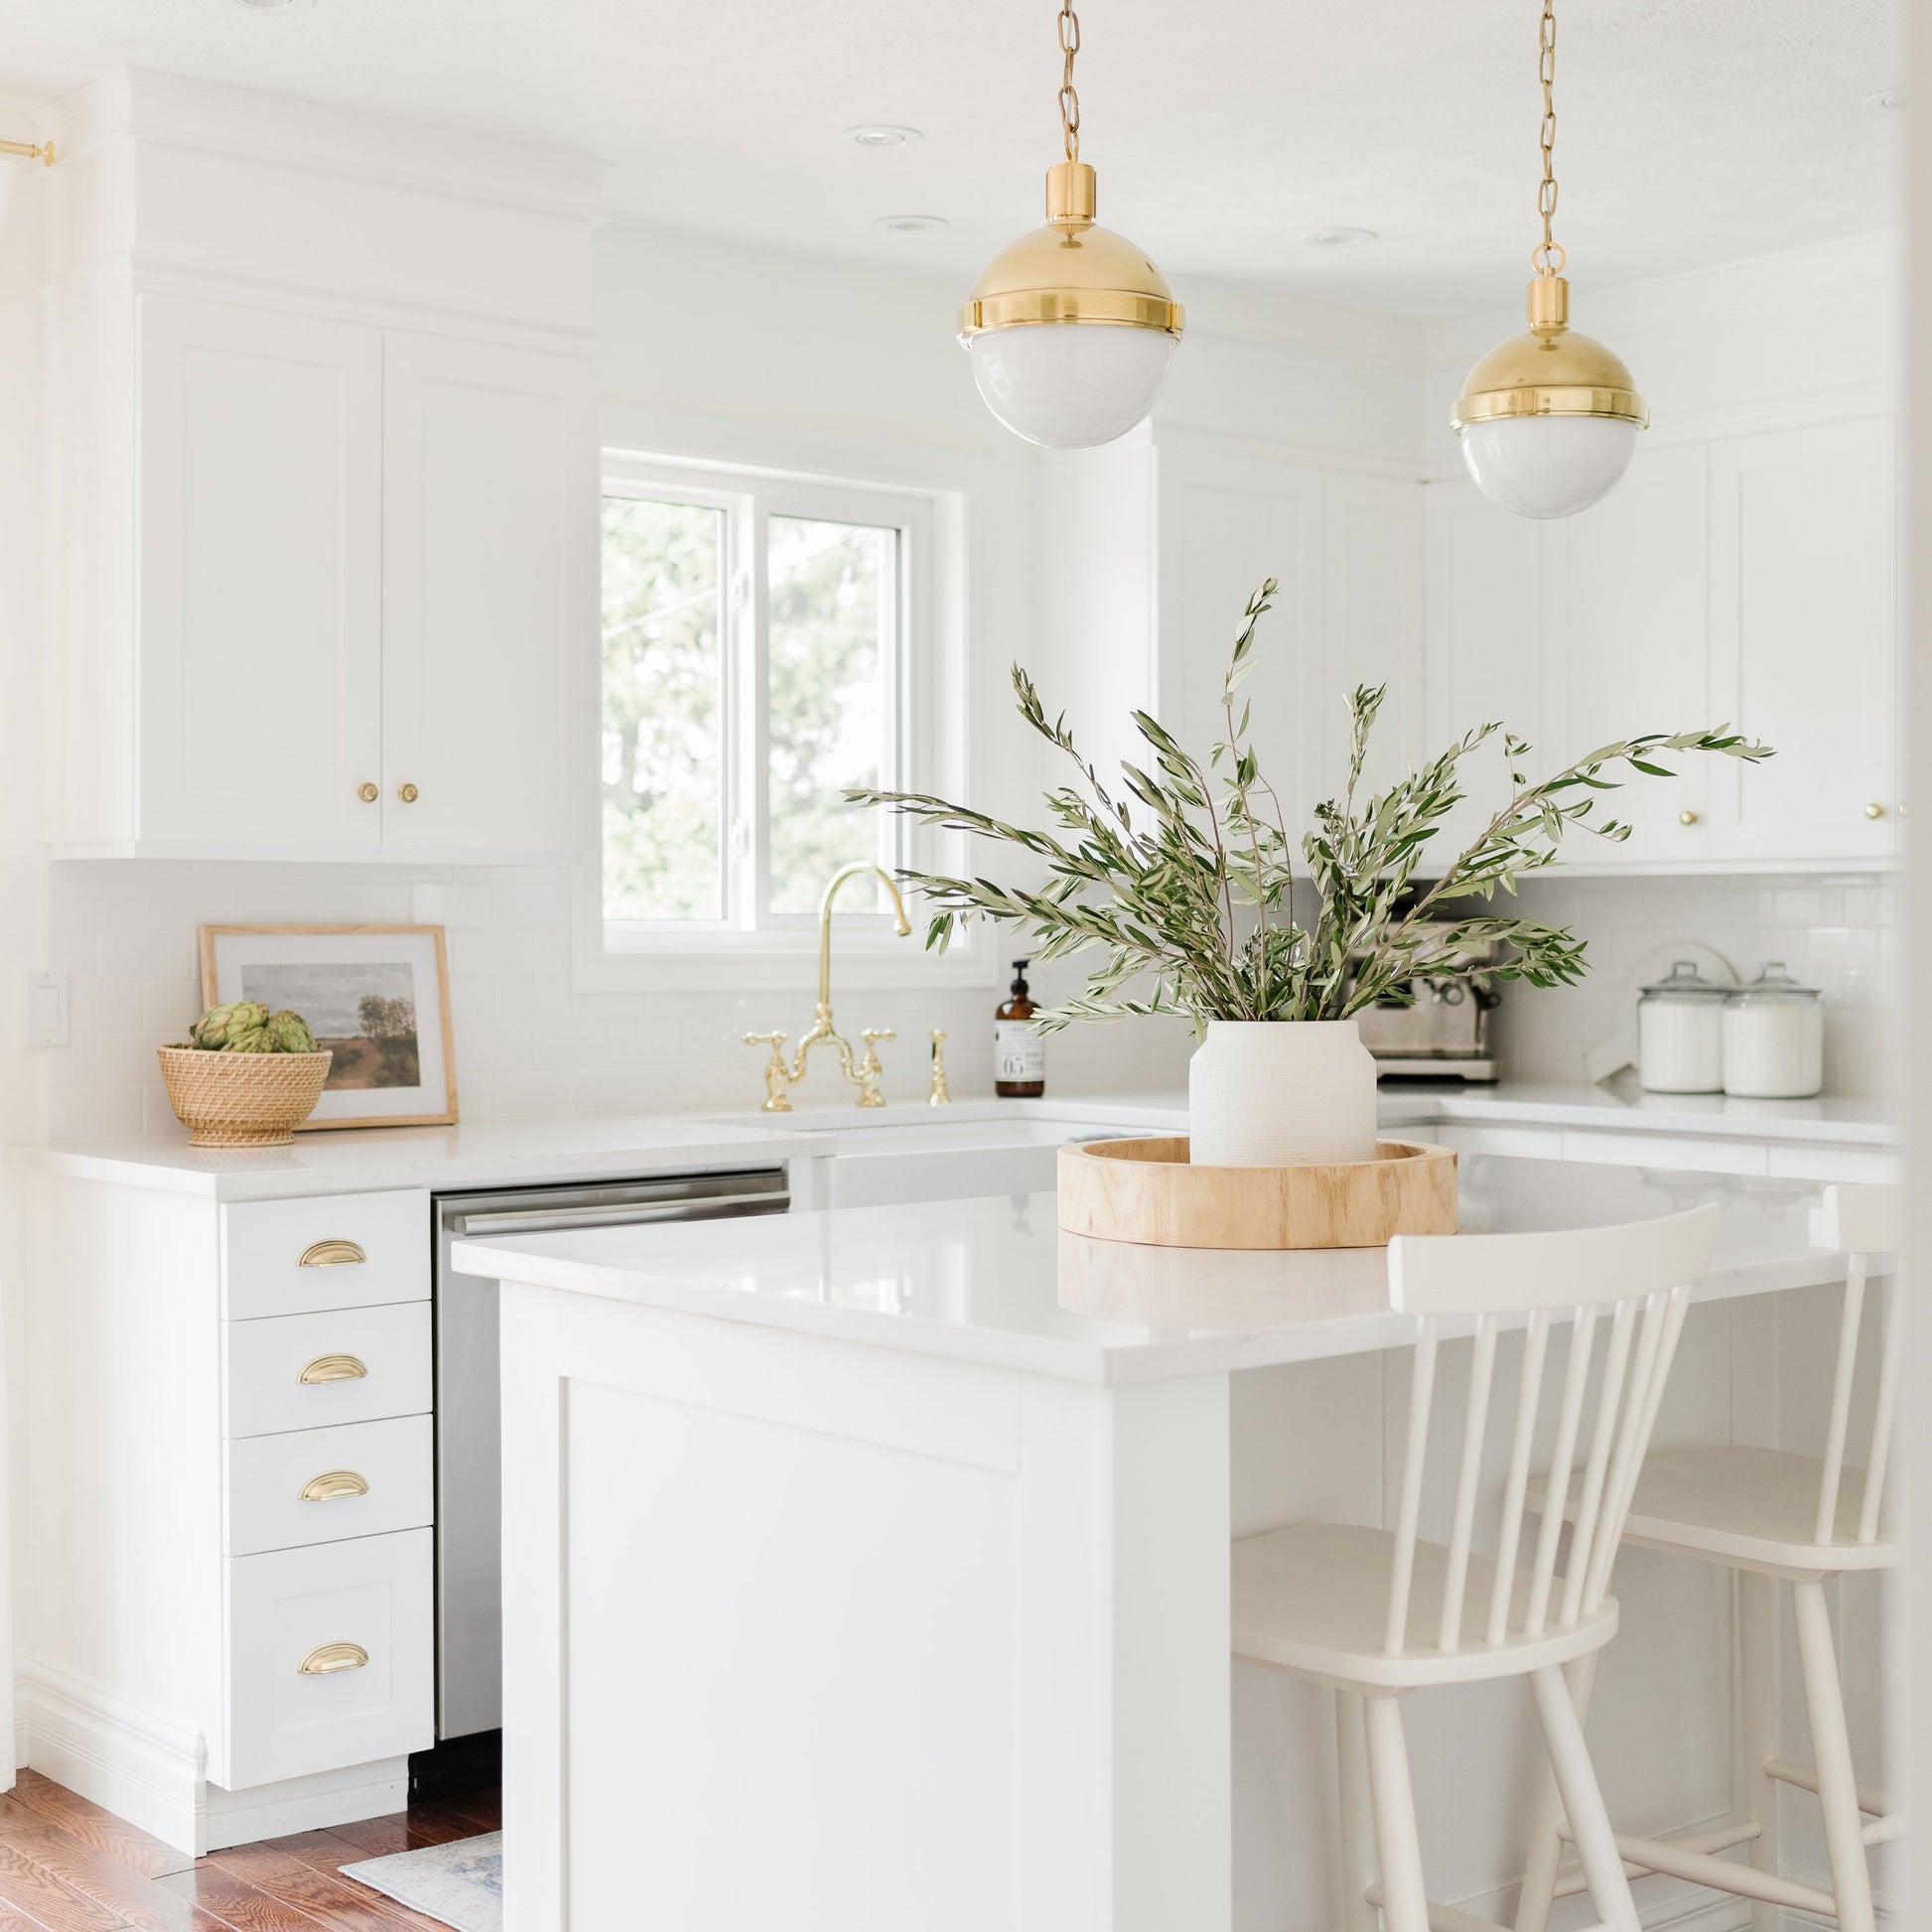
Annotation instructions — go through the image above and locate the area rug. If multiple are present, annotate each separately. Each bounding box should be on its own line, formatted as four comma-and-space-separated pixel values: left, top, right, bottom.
340, 1831, 502, 1932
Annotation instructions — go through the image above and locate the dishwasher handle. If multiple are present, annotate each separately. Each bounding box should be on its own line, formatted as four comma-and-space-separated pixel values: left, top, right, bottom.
449, 1189, 788, 1238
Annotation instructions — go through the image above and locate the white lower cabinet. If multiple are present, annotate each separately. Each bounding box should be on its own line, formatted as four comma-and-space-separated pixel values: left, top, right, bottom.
225, 1415, 435, 1558
218, 1528, 434, 1790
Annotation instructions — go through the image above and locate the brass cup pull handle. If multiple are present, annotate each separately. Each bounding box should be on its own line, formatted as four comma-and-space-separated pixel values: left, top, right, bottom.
298, 1239, 366, 1269
298, 1353, 368, 1385
298, 1469, 369, 1503
297, 1641, 368, 1677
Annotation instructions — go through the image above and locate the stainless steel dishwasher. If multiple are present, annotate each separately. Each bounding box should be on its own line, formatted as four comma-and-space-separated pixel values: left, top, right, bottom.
435, 1168, 790, 1738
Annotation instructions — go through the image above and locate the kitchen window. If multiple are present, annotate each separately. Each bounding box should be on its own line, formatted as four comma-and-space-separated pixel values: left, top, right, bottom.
594, 455, 965, 983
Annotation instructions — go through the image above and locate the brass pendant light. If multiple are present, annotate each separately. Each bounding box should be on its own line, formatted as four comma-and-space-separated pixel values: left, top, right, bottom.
959, 0, 1183, 449
1452, 0, 1648, 518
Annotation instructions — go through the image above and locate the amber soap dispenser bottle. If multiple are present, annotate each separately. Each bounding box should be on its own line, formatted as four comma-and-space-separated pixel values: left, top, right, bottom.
995, 958, 1045, 1098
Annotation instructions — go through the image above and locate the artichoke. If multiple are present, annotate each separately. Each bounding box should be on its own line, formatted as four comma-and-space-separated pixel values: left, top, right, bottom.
224, 1022, 273, 1053
189, 1001, 269, 1050
267, 1010, 319, 1054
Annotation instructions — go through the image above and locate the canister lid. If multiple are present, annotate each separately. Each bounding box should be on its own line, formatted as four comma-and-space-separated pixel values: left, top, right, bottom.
1726, 961, 1820, 1003
1639, 959, 1727, 1000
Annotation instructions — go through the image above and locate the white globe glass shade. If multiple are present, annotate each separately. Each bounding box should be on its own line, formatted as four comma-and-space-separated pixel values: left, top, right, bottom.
1456, 414, 1639, 520
967, 323, 1174, 450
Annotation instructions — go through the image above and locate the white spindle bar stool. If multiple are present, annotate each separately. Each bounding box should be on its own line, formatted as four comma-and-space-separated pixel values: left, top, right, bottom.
1232, 1204, 1720, 1932
1515, 1182, 1902, 1932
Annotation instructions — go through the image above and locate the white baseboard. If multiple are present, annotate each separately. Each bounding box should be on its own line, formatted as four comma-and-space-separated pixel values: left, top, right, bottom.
15, 1658, 406, 1855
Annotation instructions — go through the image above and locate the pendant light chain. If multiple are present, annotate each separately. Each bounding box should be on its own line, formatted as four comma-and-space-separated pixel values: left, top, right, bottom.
1057, 0, 1081, 162
1534, 0, 1565, 274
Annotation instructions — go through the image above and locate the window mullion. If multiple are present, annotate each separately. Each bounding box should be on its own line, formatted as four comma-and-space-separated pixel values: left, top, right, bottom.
747, 494, 774, 929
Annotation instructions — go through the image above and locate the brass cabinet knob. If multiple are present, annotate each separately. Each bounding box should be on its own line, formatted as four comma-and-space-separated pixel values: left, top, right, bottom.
298, 1352, 368, 1385
298, 1238, 365, 1268
1678, 809, 1699, 826
297, 1641, 368, 1676
298, 1469, 370, 1503
397, 782, 420, 803
356, 782, 378, 803
1865, 801, 1886, 820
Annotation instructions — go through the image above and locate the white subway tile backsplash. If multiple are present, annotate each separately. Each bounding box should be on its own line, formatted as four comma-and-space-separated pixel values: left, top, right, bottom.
1493, 872, 1899, 1099
40, 855, 1899, 1142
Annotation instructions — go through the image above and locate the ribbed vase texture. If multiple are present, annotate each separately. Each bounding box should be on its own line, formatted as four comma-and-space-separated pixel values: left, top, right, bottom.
1187, 1020, 1378, 1167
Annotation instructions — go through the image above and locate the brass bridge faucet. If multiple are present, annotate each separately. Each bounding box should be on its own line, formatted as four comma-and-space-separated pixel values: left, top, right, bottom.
743, 862, 912, 1111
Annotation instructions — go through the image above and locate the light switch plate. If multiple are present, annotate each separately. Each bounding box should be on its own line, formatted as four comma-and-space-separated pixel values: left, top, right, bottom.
25, 970, 69, 1047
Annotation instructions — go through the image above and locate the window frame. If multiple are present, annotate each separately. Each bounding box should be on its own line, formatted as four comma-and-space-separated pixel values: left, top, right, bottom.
580, 451, 980, 991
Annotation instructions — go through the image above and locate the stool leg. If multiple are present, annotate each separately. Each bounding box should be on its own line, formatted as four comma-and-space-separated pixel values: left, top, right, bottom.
1363, 1693, 1429, 1932
1738, 1570, 1780, 1932
1513, 1650, 1596, 1932
1792, 1580, 1875, 1932
1530, 1662, 1639, 1932
1334, 1691, 1377, 1932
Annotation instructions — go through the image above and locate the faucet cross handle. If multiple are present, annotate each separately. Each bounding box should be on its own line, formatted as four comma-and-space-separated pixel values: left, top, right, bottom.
742, 1031, 793, 1114
855, 1028, 896, 1109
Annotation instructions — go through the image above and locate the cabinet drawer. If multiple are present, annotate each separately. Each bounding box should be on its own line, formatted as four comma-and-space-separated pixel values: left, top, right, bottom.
1427, 1123, 1566, 1160
219, 1529, 433, 1789
1560, 1130, 1767, 1176
225, 1416, 433, 1558
1765, 1144, 1901, 1184
222, 1190, 429, 1319
225, 1303, 431, 1440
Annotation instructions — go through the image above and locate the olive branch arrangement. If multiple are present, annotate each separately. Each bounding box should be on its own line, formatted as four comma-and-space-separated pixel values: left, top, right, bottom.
848, 578, 1771, 1034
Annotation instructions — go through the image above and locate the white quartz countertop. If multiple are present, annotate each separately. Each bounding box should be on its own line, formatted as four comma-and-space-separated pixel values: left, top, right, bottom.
454, 1155, 1852, 1386
8, 1075, 1893, 1197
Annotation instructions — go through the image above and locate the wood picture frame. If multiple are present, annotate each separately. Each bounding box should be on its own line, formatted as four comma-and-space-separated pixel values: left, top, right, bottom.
199, 923, 459, 1131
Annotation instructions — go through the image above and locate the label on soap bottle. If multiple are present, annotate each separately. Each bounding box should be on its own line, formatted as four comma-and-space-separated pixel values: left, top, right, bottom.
995, 1022, 1045, 1083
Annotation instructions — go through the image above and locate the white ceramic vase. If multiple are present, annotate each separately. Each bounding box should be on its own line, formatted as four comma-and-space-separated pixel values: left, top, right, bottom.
1187, 1020, 1378, 1168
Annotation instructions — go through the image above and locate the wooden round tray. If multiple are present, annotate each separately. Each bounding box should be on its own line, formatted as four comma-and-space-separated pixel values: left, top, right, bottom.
1057, 1136, 1458, 1251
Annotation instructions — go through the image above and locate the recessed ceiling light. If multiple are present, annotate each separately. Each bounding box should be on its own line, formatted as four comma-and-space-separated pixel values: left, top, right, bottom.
1865, 86, 1907, 111
1306, 227, 1378, 250
231, 0, 304, 9
875, 213, 948, 233
848, 125, 923, 150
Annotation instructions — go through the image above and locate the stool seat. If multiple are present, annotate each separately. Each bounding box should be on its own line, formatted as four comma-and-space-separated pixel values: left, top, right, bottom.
1528, 1445, 1898, 1579
1234, 1523, 1618, 1692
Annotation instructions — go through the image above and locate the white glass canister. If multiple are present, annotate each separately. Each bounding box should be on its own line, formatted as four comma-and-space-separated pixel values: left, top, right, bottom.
1722, 963, 1824, 1099
1636, 960, 1727, 1093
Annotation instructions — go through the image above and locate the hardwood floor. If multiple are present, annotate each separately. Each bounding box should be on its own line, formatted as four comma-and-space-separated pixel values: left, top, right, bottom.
0, 1771, 497, 1931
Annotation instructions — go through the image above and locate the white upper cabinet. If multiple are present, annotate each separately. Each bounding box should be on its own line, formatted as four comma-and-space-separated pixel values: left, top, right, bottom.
41, 71, 606, 862
136, 298, 386, 853
379, 334, 596, 856
1318, 475, 1424, 812
1426, 412, 1901, 875
1154, 444, 1320, 832
1707, 415, 1899, 863
1553, 444, 1712, 865
1423, 480, 1554, 864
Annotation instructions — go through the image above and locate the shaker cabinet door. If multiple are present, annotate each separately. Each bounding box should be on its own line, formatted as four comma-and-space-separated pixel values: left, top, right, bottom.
1553, 444, 1713, 865
1707, 415, 1900, 862
136, 297, 385, 851
379, 333, 598, 859
1422, 479, 1556, 864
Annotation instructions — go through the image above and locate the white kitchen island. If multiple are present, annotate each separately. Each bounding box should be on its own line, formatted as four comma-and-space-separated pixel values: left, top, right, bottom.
455, 1156, 1859, 1932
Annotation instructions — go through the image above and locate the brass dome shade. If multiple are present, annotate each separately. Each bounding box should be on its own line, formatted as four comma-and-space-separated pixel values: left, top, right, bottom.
1451, 275, 1647, 431
958, 162, 1184, 342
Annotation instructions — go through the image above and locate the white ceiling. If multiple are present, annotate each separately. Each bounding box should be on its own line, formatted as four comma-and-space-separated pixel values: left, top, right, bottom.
0, 0, 1903, 322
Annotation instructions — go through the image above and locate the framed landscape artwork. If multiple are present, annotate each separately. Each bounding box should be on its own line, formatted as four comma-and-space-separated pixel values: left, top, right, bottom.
200, 924, 458, 1130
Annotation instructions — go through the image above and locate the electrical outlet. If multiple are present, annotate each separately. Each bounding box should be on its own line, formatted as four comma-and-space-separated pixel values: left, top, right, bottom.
25, 970, 69, 1047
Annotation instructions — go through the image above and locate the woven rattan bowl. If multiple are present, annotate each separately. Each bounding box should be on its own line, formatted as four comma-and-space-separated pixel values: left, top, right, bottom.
157, 1047, 334, 1147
